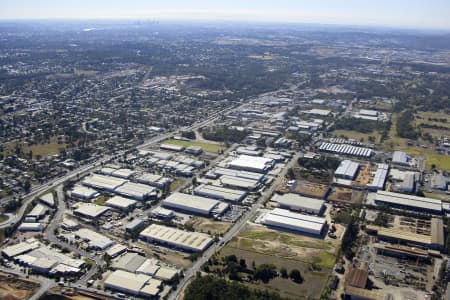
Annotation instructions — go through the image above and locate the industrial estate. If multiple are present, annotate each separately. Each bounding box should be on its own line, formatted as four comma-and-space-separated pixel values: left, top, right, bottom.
0, 18, 450, 300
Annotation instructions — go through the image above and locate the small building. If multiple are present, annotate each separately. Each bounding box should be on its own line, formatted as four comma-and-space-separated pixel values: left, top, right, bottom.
125, 219, 146, 232
185, 146, 202, 155
335, 160, 359, 180
104, 270, 151, 296
392, 151, 409, 166
38, 193, 55, 207
27, 204, 48, 220
151, 207, 175, 219
106, 244, 128, 258
160, 143, 185, 152
61, 218, 79, 231
74, 228, 114, 250
18, 223, 45, 232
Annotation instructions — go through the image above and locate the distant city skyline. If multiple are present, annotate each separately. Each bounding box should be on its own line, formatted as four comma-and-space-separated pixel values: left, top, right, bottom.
1, 0, 450, 30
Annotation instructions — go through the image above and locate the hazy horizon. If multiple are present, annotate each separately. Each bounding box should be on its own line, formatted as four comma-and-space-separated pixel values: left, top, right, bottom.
1, 0, 450, 31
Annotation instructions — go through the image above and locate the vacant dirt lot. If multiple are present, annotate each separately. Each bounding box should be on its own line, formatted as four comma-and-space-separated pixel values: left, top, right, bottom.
327, 187, 366, 204
187, 216, 232, 234
0, 273, 39, 300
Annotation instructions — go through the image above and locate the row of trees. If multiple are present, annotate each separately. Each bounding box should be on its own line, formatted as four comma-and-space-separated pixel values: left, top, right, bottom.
185, 275, 285, 300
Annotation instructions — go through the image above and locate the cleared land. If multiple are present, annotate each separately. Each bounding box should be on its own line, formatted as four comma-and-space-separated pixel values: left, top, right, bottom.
327, 188, 366, 205
0, 273, 39, 300
3, 136, 66, 159
187, 217, 232, 235
163, 139, 225, 154
332, 129, 381, 144
228, 224, 338, 269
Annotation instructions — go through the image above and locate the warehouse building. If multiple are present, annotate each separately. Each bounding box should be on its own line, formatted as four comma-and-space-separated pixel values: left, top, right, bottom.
38, 193, 55, 207
318, 142, 374, 158
104, 270, 154, 296
219, 175, 261, 191
374, 191, 442, 215
18, 223, 45, 232
271, 193, 325, 215
74, 228, 114, 250
335, 160, 360, 180
227, 155, 274, 173
106, 244, 127, 259
185, 145, 203, 155
304, 108, 332, 117
2, 239, 40, 258
110, 168, 136, 179
113, 252, 147, 273
367, 164, 389, 191
140, 224, 213, 252
162, 192, 227, 216
160, 143, 185, 152
194, 184, 247, 203
206, 167, 265, 182
105, 196, 137, 211
73, 203, 110, 220
82, 174, 127, 192
136, 173, 172, 189
114, 182, 157, 200
392, 151, 410, 166
261, 208, 327, 236
27, 204, 48, 220
125, 219, 146, 232
69, 185, 100, 200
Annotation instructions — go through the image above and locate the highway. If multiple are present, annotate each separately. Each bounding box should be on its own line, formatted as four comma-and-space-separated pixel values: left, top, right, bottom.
168, 151, 301, 300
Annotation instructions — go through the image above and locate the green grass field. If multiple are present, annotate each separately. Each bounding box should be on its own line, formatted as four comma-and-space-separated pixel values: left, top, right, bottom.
163, 139, 226, 154
332, 129, 381, 144
93, 196, 109, 206
0, 215, 9, 223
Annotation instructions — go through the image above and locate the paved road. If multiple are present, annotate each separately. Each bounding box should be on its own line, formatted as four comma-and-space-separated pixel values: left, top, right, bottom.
168, 152, 301, 300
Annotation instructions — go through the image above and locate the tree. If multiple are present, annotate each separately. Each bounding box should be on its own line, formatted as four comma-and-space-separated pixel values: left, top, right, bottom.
239, 259, 247, 270
255, 264, 277, 283
280, 267, 288, 278
289, 269, 303, 283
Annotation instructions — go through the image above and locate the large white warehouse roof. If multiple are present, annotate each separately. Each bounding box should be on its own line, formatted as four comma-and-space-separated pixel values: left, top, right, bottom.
162, 192, 220, 215
228, 155, 274, 173
140, 224, 213, 252
272, 193, 325, 214
82, 174, 127, 191
375, 191, 442, 214
114, 182, 156, 200
261, 208, 326, 235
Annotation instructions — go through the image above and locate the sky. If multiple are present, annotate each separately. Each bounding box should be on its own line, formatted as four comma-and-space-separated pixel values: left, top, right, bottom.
1, 0, 450, 30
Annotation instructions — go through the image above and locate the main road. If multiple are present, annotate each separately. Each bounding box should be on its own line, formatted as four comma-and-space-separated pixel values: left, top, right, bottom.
168, 151, 301, 300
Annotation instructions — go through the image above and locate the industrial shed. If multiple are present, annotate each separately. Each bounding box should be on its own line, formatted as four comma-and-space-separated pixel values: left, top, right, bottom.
140, 224, 213, 252
73, 203, 110, 220
69, 185, 100, 200
374, 191, 442, 215
104, 270, 151, 296
207, 167, 265, 182
136, 173, 172, 188
261, 208, 327, 236
38, 193, 55, 207
74, 228, 114, 250
114, 182, 157, 200
367, 164, 389, 191
194, 184, 247, 203
392, 151, 409, 165
335, 160, 360, 180
162, 192, 221, 216
228, 155, 274, 173
105, 196, 137, 211
271, 193, 325, 215
219, 175, 261, 191
82, 174, 127, 192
